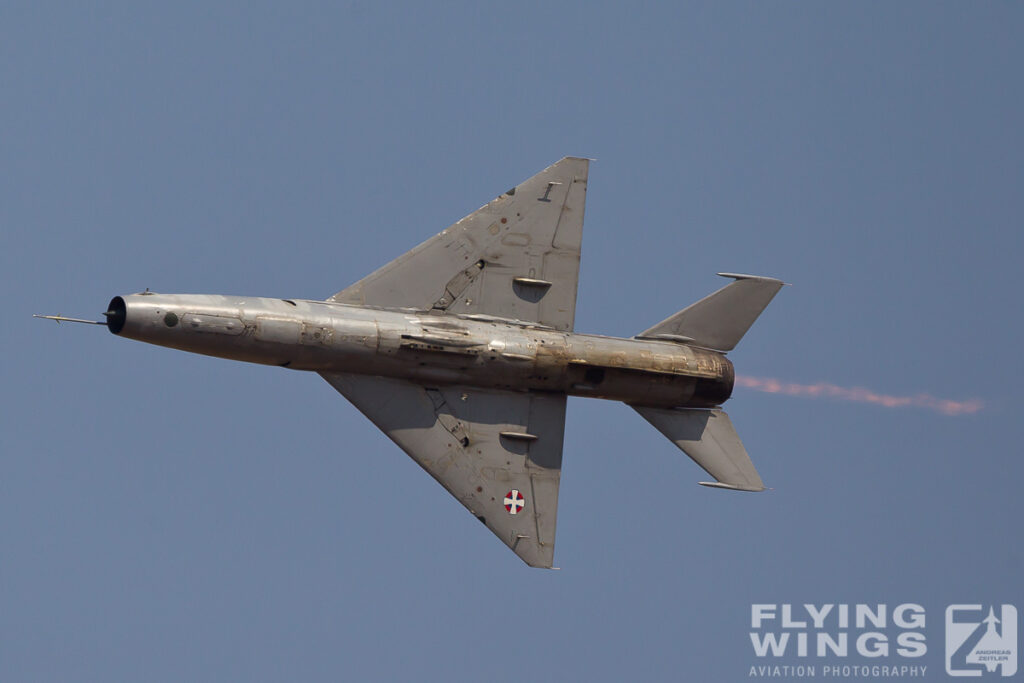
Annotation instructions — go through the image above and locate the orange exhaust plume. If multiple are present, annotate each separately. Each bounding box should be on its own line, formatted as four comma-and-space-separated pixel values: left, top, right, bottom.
735, 375, 984, 416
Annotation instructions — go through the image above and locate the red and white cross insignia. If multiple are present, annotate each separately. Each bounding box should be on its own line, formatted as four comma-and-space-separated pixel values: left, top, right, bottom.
504, 489, 525, 515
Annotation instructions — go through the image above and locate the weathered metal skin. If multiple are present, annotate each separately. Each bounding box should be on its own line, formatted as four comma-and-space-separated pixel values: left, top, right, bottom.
108, 292, 733, 409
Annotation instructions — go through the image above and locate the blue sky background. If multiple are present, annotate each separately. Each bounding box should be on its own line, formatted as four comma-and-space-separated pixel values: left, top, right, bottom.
3, 3, 1022, 681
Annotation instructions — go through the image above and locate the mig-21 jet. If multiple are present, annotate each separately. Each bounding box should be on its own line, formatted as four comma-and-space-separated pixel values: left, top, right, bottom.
38, 158, 784, 568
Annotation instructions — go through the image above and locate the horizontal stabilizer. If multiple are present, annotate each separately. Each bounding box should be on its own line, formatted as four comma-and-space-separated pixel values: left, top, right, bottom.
632, 407, 765, 491
638, 273, 784, 351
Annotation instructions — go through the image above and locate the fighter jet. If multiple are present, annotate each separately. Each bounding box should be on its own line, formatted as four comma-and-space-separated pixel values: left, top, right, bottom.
37, 158, 784, 568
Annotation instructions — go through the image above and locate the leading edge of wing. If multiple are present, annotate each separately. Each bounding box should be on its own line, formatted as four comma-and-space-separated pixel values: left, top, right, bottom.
320, 371, 568, 568
328, 157, 589, 332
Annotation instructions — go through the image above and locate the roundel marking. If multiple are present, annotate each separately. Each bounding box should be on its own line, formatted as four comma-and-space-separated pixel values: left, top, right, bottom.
504, 489, 525, 515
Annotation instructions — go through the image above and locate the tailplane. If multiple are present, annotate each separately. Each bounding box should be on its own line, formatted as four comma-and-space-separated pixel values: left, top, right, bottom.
637, 273, 785, 351
632, 407, 765, 491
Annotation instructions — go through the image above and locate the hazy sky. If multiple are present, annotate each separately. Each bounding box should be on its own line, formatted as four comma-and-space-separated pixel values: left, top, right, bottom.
3, 3, 1022, 681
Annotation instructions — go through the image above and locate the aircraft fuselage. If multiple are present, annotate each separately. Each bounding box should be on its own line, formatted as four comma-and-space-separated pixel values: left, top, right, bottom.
40, 158, 782, 567
107, 293, 733, 409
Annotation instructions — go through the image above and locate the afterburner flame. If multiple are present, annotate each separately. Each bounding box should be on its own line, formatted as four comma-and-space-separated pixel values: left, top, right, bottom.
735, 375, 984, 416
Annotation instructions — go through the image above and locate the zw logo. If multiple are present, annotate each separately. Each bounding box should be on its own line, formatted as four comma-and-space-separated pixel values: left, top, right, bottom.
946, 605, 1017, 677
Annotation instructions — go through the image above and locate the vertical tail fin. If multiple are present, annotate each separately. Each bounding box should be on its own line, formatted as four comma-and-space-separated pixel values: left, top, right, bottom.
637, 273, 785, 351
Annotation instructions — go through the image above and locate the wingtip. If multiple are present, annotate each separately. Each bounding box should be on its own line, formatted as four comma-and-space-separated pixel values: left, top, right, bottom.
698, 481, 767, 492
716, 272, 787, 286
